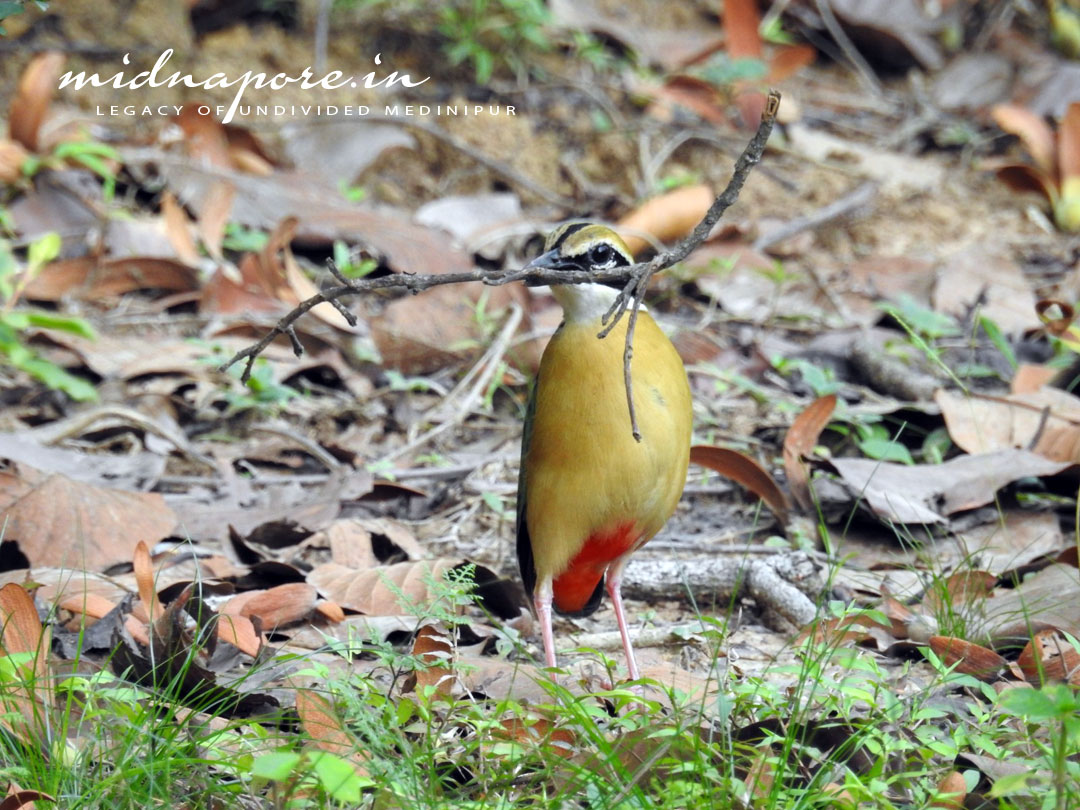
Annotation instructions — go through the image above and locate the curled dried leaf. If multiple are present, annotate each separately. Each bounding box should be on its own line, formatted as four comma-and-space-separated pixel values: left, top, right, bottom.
617, 185, 714, 256
782, 394, 837, 510
929, 636, 1006, 681
689, 444, 788, 520
9, 52, 65, 151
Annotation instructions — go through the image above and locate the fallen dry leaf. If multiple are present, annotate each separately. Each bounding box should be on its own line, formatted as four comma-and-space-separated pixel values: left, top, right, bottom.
617, 185, 713, 256
9, 51, 65, 152
931, 770, 968, 809
0, 583, 50, 741
929, 636, 1006, 681
160, 191, 202, 266
308, 559, 463, 615
411, 624, 454, 695
0, 140, 30, 184
783, 394, 837, 510
936, 387, 1080, 463
689, 444, 788, 520
24, 257, 199, 302
1017, 628, 1080, 685
196, 180, 235, 262
0, 462, 177, 570
133, 541, 164, 623
220, 582, 317, 629
826, 449, 1071, 525
295, 689, 366, 765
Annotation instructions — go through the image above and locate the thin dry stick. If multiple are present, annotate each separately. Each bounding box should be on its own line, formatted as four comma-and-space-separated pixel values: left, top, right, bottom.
220, 92, 781, 438
380, 302, 523, 463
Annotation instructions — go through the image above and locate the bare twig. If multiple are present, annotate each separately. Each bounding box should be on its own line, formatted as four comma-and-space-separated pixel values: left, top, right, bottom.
378, 303, 523, 464
220, 92, 781, 438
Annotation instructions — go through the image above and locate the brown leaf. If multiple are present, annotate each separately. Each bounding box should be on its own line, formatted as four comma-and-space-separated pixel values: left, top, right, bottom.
172, 105, 233, 169
215, 614, 261, 658
723, 0, 762, 60
196, 180, 235, 262
0, 140, 30, 184
9, 52, 65, 151
160, 192, 202, 266
782, 394, 837, 510
994, 164, 1057, 204
295, 690, 363, 760
0, 463, 177, 570
992, 105, 1057, 174
56, 592, 117, 620
221, 582, 317, 628
1012, 364, 1057, 394
1059, 102, 1080, 181
370, 285, 482, 374
931, 770, 967, 809
932, 251, 1039, 333
1, 785, 54, 810
967, 564, 1080, 645
23, 257, 199, 302
307, 559, 460, 615
690, 445, 788, 519
768, 44, 817, 83
826, 450, 1072, 525
133, 541, 164, 623
1017, 628, 1080, 684
412, 624, 454, 695
929, 636, 1006, 681
315, 600, 345, 623
494, 717, 574, 758
0, 583, 50, 742
935, 388, 1080, 463
617, 185, 713, 256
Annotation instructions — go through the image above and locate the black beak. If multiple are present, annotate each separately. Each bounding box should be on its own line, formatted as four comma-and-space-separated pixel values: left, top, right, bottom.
523, 248, 567, 272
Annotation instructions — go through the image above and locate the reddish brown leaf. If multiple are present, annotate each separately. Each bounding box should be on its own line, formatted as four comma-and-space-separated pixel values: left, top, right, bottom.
133, 541, 163, 623
0, 140, 30, 184
0, 785, 54, 810
221, 582, 317, 628
1059, 102, 1080, 181
495, 717, 575, 758
23, 257, 199, 302
315, 600, 345, 623
782, 394, 837, 511
1017, 628, 1080, 684
923, 571, 998, 615
9, 52, 65, 151
690, 447, 782, 508
723, 0, 762, 60
56, 592, 117, 620
992, 105, 1056, 174
0, 584, 43, 659
768, 44, 816, 83
690, 445, 788, 520
931, 770, 967, 809
929, 636, 1006, 681
0, 463, 177, 570
412, 624, 454, 695
616, 185, 713, 256
215, 614, 261, 658
295, 690, 364, 763
172, 105, 233, 169
994, 165, 1056, 204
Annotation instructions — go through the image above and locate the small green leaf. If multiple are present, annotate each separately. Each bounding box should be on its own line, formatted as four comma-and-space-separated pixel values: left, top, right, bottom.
309, 752, 370, 803
251, 751, 303, 781
857, 437, 914, 465
979, 315, 1017, 370
22, 310, 95, 338
27, 232, 60, 269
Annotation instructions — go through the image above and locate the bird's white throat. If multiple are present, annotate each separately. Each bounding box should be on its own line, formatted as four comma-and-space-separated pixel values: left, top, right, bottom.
552, 283, 647, 324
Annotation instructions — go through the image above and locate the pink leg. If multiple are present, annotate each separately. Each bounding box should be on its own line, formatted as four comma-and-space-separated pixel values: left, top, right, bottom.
533, 578, 558, 669
605, 556, 640, 681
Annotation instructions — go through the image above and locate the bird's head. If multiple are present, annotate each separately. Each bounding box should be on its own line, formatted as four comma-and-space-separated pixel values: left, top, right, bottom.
524, 223, 634, 275
523, 223, 637, 322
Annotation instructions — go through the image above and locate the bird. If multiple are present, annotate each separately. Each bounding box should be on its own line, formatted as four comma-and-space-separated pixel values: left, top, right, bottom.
516, 223, 692, 681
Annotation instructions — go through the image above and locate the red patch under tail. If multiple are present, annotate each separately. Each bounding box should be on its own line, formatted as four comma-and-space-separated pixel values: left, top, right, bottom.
552, 522, 639, 614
